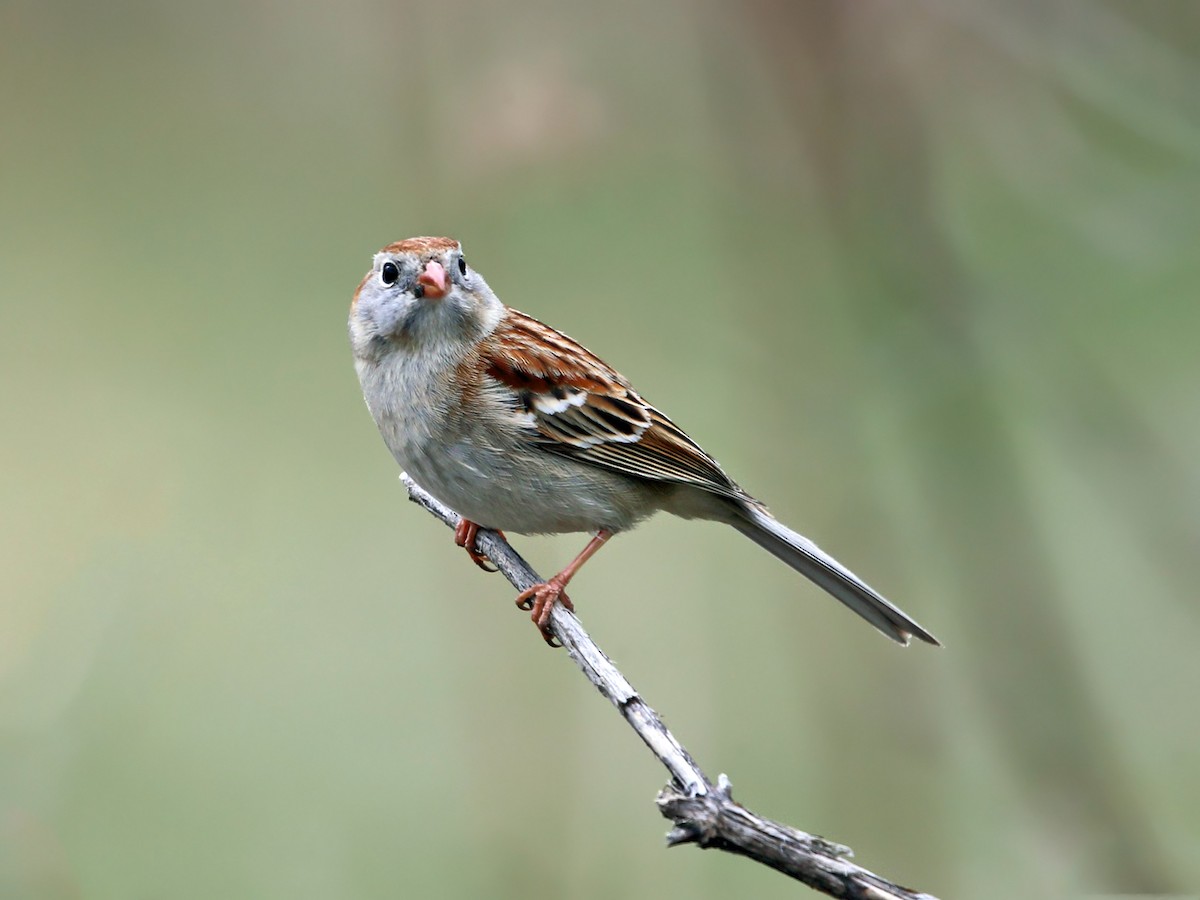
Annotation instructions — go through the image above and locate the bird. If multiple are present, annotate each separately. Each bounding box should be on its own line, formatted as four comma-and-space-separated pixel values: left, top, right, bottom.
349, 236, 938, 648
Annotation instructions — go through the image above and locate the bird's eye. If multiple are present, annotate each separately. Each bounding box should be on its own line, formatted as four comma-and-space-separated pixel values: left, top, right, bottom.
457, 257, 467, 277
381, 261, 399, 286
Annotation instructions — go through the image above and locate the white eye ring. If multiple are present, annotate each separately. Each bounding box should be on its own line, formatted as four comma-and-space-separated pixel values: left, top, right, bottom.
381, 261, 400, 286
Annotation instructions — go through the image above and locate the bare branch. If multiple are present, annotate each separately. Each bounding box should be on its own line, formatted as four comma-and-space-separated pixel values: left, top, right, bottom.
401, 473, 939, 899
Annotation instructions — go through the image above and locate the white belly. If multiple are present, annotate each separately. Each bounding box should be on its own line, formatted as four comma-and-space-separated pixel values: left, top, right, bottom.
358, 354, 657, 535
398, 431, 657, 534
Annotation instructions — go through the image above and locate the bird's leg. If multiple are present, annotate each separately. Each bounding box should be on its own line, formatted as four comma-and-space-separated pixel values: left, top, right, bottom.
454, 519, 503, 573
516, 530, 613, 647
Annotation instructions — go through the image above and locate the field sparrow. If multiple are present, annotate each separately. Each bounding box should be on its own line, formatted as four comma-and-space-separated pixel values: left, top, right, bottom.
350, 237, 938, 648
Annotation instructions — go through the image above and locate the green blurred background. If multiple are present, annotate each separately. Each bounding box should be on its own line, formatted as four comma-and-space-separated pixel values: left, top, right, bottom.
3, 2, 1198, 897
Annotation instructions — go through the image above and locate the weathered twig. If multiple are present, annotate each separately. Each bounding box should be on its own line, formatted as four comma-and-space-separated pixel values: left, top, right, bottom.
401, 473, 939, 899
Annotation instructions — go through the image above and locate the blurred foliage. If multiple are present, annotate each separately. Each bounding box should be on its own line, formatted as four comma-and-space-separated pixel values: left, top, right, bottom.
2, 1, 1198, 898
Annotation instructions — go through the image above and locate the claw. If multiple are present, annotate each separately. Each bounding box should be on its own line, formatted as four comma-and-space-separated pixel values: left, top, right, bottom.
515, 581, 574, 648
454, 519, 501, 572
508, 530, 610, 649
472, 555, 499, 573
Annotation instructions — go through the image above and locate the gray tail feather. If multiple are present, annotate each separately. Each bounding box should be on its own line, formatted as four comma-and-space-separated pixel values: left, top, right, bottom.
731, 504, 940, 646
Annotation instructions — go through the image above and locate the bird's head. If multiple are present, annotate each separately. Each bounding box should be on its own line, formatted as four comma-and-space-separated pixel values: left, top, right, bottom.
349, 236, 500, 360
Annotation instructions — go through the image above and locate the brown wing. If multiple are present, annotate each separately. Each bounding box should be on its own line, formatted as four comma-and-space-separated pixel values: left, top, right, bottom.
480, 309, 742, 498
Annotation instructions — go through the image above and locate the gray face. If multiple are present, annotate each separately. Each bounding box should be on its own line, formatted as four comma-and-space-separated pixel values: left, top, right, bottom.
349, 247, 495, 361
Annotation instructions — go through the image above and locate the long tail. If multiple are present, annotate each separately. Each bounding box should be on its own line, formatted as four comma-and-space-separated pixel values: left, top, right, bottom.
730, 504, 939, 646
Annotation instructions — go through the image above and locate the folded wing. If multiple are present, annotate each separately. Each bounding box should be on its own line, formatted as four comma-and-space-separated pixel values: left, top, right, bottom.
481, 309, 742, 499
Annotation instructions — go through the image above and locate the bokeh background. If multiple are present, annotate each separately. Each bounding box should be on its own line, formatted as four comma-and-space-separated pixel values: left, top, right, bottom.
3, 2, 1198, 897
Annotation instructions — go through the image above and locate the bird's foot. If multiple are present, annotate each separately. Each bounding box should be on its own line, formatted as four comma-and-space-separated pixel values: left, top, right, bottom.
515, 580, 575, 647
454, 519, 502, 573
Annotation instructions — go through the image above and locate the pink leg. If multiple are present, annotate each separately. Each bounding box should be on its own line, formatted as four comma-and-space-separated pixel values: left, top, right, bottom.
516, 530, 613, 646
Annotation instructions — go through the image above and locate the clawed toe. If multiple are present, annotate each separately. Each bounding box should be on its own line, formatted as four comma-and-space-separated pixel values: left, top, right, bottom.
515, 581, 573, 647
454, 519, 501, 572
507, 531, 609, 648
469, 553, 498, 573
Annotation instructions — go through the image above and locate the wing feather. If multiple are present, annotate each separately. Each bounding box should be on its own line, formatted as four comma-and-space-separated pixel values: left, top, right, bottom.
479, 310, 742, 498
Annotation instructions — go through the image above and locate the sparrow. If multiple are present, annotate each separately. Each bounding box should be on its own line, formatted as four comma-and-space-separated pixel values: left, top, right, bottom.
349, 237, 938, 648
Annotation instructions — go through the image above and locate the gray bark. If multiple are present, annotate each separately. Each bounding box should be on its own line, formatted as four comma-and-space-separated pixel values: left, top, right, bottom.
401, 473, 940, 899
